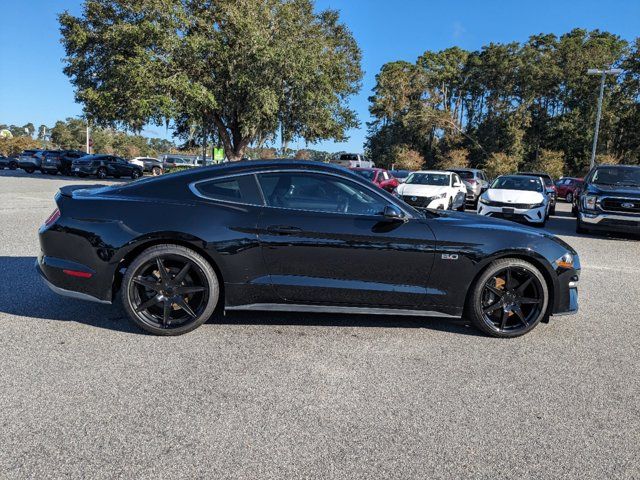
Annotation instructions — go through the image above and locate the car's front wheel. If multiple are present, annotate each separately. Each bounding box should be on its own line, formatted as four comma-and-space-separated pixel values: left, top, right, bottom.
467, 258, 549, 338
566, 192, 573, 203
96, 167, 107, 179
122, 245, 220, 336
131, 169, 142, 179
151, 166, 162, 176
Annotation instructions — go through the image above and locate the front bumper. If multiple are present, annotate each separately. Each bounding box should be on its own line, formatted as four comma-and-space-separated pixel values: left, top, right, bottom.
580, 211, 640, 233
478, 204, 547, 224
71, 165, 97, 175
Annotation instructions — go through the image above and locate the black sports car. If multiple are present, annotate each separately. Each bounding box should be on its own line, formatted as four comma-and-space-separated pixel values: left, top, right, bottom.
37, 160, 580, 337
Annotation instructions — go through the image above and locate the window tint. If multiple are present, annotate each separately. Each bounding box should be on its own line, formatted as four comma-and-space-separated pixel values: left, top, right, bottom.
195, 175, 262, 204
258, 172, 388, 215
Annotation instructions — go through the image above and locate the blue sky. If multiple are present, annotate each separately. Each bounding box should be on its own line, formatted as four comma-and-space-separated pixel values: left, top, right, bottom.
1, 0, 639, 153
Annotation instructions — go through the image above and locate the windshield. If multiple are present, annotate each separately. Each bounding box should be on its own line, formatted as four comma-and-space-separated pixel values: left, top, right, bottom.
353, 169, 376, 181
406, 173, 450, 186
491, 176, 543, 192
390, 170, 410, 179
590, 166, 640, 187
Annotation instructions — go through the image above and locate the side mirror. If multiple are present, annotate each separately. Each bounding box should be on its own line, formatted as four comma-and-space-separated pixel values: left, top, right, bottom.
453, 182, 462, 187
382, 205, 404, 221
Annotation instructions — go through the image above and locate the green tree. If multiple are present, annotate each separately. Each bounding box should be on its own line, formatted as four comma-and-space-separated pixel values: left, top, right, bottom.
59, 0, 363, 161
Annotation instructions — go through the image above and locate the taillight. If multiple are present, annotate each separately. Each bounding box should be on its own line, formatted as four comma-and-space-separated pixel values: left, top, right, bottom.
44, 208, 60, 227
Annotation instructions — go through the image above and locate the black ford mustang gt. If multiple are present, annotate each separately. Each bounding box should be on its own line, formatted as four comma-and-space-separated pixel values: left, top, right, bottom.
37, 160, 580, 337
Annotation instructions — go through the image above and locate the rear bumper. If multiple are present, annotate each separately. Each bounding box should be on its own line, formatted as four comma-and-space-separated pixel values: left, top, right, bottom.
36, 254, 112, 304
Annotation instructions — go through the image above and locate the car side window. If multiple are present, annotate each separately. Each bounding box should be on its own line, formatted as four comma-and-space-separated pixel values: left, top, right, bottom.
258, 172, 388, 216
194, 174, 262, 205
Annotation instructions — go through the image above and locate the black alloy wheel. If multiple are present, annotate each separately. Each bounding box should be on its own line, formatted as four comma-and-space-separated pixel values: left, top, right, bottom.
122, 245, 219, 335
96, 167, 107, 179
9, 161, 17, 170
566, 192, 573, 203
469, 258, 548, 338
131, 169, 142, 179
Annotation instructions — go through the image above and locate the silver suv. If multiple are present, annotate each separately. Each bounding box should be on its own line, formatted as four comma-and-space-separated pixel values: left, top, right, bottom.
448, 168, 490, 207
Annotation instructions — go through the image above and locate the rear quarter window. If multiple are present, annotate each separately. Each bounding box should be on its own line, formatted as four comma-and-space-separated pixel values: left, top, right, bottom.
193, 174, 263, 205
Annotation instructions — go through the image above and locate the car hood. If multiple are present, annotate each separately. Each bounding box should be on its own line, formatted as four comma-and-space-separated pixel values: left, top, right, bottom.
587, 184, 640, 198
429, 210, 577, 255
397, 184, 449, 197
485, 189, 544, 203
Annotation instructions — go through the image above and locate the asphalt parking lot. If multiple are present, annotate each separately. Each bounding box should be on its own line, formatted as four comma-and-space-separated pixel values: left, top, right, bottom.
0, 169, 638, 479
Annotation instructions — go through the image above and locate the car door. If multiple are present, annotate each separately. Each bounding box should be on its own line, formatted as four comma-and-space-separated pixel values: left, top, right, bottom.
451, 174, 466, 208
256, 170, 438, 308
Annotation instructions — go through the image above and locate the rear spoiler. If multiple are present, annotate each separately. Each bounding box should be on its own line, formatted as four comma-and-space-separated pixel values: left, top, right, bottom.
59, 184, 107, 198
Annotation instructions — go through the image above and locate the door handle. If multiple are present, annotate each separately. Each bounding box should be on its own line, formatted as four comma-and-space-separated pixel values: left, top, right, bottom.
266, 225, 302, 235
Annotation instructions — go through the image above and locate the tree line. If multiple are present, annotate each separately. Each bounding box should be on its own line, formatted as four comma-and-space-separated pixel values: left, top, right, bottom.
0, 118, 336, 161
366, 30, 640, 178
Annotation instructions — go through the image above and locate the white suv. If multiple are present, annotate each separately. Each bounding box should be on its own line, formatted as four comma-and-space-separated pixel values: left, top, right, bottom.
395, 170, 467, 210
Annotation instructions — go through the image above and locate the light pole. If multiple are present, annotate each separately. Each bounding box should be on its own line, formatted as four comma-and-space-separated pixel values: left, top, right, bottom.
587, 68, 622, 170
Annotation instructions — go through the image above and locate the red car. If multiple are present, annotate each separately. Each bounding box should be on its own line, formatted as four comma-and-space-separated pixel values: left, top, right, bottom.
555, 177, 584, 203
350, 167, 399, 192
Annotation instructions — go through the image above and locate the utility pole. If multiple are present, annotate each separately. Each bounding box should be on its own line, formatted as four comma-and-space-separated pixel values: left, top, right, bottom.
587, 68, 622, 170
86, 122, 91, 154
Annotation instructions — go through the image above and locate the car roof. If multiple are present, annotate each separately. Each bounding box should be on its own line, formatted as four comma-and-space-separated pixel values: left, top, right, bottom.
519, 171, 551, 178
413, 170, 453, 175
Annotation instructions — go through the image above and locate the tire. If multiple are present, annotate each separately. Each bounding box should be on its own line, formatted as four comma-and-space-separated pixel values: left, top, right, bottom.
24, 168, 35, 174
576, 218, 589, 234
131, 169, 142, 179
566, 192, 573, 203
457, 200, 465, 212
447, 197, 453, 210
549, 204, 556, 215
151, 166, 162, 176
96, 167, 107, 179
9, 161, 17, 170
122, 244, 220, 336
466, 258, 549, 338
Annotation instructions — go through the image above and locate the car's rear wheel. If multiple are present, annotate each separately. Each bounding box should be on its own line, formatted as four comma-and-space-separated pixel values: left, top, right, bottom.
151, 166, 162, 176
566, 192, 573, 203
122, 245, 220, 336
467, 258, 548, 338
96, 167, 107, 179
9, 161, 17, 170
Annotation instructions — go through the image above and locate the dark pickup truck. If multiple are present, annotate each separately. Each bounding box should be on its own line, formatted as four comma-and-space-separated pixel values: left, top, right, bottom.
576, 164, 640, 235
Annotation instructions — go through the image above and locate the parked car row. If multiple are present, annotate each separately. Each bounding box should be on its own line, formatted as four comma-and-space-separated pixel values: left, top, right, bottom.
2, 149, 170, 179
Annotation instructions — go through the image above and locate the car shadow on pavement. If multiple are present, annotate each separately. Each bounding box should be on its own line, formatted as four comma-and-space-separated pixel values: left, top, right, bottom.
0, 256, 140, 334
0, 256, 482, 337
547, 206, 640, 241
219, 311, 482, 336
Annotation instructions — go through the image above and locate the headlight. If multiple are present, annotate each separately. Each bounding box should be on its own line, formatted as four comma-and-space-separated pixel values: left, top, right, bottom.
479, 197, 490, 205
437, 192, 447, 199
583, 195, 597, 210
555, 252, 574, 269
